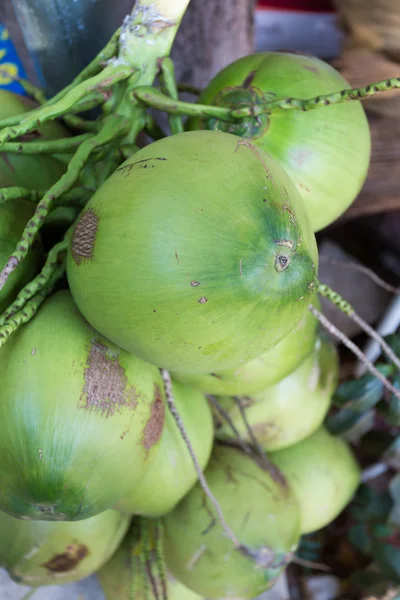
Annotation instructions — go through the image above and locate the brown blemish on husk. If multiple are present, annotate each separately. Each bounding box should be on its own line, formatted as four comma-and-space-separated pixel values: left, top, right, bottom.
198, 296, 208, 304
71, 209, 99, 265
42, 544, 89, 572
142, 385, 165, 451
242, 70, 257, 89
80, 341, 138, 417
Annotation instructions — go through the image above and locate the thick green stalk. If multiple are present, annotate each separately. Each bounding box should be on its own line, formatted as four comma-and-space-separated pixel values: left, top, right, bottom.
115, 0, 191, 140
0, 115, 129, 292
266, 77, 400, 112
134, 86, 233, 119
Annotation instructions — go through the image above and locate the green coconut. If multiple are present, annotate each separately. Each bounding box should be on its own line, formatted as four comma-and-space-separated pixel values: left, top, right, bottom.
172, 294, 320, 396
270, 426, 361, 534
163, 444, 300, 598
0, 89, 67, 189
99, 523, 202, 600
116, 380, 214, 517
216, 334, 338, 451
0, 290, 166, 521
188, 52, 371, 232
67, 130, 318, 374
0, 507, 129, 586
0, 199, 41, 312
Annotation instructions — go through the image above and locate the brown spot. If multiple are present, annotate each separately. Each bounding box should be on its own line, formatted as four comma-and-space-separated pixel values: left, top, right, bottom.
242, 70, 257, 89
304, 65, 319, 74
142, 385, 165, 451
275, 239, 294, 249
198, 296, 208, 304
191, 281, 200, 287
71, 209, 99, 266
239, 259, 243, 276
80, 341, 138, 417
175, 250, 180, 264
43, 544, 89, 573
116, 157, 167, 177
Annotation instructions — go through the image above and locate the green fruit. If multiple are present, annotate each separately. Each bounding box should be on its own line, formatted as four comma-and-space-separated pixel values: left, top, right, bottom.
216, 334, 338, 451
188, 52, 371, 232
0, 507, 129, 586
163, 445, 300, 598
270, 426, 361, 534
116, 380, 214, 517
0, 199, 41, 312
172, 294, 320, 396
0, 290, 165, 521
99, 524, 202, 600
0, 90, 67, 189
67, 130, 318, 374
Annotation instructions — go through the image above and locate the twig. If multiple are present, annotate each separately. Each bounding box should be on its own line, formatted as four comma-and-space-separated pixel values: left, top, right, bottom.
160, 369, 242, 550
291, 555, 332, 573
319, 256, 400, 295
233, 396, 287, 486
308, 304, 400, 401
318, 283, 400, 374
207, 394, 254, 456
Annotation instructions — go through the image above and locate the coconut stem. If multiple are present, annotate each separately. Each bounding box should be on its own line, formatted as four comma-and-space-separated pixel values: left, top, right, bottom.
319, 256, 400, 296
0, 133, 92, 155
308, 304, 400, 401
0, 115, 130, 293
133, 86, 234, 119
0, 229, 71, 326
158, 58, 184, 134
0, 187, 87, 206
318, 283, 400, 374
265, 77, 400, 112
233, 396, 287, 486
160, 369, 243, 551
0, 262, 65, 347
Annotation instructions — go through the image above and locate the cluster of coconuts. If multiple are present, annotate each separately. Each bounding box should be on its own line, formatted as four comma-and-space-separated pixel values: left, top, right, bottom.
0, 49, 369, 598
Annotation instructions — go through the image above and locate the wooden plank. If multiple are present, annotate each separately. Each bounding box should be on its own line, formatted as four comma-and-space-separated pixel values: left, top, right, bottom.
342, 114, 400, 220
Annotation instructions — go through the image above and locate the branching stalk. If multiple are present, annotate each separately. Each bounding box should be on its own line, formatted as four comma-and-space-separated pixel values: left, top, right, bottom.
0, 262, 65, 347
0, 64, 132, 146
0, 230, 71, 326
0, 133, 92, 155
308, 304, 400, 401
0, 116, 129, 292
0, 186, 88, 206
265, 77, 400, 112
134, 86, 233, 120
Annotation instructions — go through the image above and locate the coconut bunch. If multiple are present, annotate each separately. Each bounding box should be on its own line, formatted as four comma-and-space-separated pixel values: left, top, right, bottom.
0, 0, 400, 598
